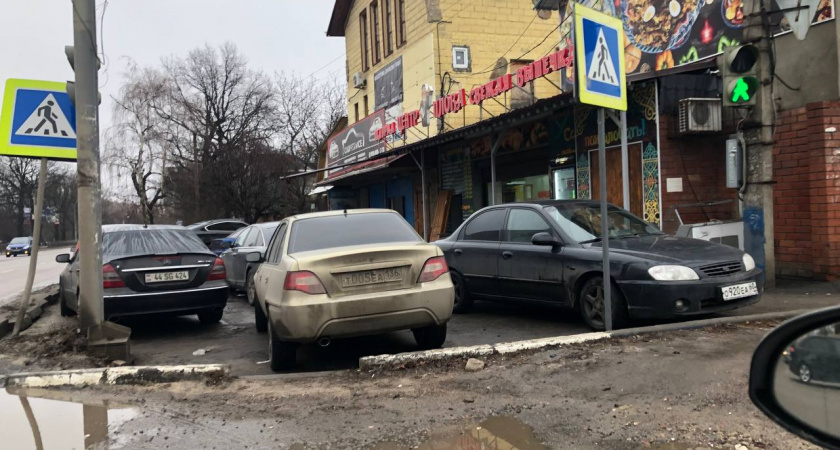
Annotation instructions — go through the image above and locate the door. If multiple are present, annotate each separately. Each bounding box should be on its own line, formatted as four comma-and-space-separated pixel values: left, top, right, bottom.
255, 223, 289, 313
589, 143, 643, 217
222, 227, 252, 287
497, 208, 566, 302
450, 208, 507, 296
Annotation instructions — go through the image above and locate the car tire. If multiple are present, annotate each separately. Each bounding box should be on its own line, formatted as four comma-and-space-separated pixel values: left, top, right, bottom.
246, 270, 257, 306
798, 363, 812, 383
451, 271, 473, 314
198, 308, 224, 324
59, 288, 76, 317
578, 276, 628, 331
268, 317, 296, 372
413, 324, 447, 350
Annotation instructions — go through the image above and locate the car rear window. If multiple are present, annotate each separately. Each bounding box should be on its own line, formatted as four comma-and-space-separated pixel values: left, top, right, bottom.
102, 229, 210, 262
288, 212, 421, 254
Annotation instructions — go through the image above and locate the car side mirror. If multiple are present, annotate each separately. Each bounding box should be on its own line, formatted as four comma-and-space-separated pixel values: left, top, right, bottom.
55, 254, 71, 264
749, 305, 840, 450
245, 252, 262, 263
531, 232, 561, 247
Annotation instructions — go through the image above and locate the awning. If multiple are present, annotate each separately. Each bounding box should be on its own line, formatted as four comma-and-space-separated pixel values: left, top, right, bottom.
316, 154, 407, 186
308, 185, 333, 196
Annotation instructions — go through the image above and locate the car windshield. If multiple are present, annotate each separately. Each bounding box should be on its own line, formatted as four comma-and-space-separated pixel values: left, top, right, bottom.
102, 229, 211, 262
288, 212, 421, 254
543, 204, 663, 243
9, 237, 31, 244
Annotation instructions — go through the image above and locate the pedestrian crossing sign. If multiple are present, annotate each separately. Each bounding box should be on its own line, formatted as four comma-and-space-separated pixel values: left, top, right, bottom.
0, 79, 77, 161
574, 3, 627, 111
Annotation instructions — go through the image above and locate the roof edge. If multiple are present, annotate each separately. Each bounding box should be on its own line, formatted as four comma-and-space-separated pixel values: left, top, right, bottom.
327, 0, 352, 37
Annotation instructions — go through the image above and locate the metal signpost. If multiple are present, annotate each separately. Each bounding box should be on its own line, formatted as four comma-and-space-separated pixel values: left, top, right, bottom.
574, 3, 628, 331
0, 79, 78, 334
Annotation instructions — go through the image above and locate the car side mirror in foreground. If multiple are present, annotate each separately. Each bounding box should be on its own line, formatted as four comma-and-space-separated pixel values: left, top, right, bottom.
749, 305, 840, 450
245, 252, 262, 263
55, 254, 71, 263
531, 232, 561, 247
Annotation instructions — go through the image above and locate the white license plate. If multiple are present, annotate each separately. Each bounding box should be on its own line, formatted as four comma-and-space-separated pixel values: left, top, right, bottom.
145, 271, 189, 283
721, 282, 758, 301
341, 268, 403, 287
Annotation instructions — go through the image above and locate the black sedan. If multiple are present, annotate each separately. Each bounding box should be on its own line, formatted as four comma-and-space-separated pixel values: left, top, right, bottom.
56, 225, 229, 323
788, 335, 840, 384
186, 219, 248, 247
220, 221, 280, 304
434, 201, 764, 330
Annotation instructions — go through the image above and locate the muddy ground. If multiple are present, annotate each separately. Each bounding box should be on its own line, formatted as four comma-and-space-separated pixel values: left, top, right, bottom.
6, 321, 820, 450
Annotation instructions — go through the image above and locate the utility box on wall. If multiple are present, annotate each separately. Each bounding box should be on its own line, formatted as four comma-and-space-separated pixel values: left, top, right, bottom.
726, 136, 743, 189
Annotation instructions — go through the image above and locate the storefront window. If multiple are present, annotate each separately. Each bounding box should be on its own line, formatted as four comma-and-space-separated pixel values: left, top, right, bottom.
552, 167, 576, 200
487, 174, 550, 204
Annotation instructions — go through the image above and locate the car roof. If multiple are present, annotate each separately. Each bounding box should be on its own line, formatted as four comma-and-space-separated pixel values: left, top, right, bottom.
255, 221, 281, 229
477, 200, 617, 209
285, 209, 402, 222
186, 219, 246, 228
102, 224, 187, 232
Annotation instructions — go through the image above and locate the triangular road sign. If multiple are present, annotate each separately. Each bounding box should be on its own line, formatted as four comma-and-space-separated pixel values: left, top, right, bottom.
15, 93, 76, 139
587, 28, 619, 86
776, 0, 821, 40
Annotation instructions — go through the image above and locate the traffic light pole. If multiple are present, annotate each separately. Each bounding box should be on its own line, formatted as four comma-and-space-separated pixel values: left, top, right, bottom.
742, 0, 776, 288
72, 0, 131, 359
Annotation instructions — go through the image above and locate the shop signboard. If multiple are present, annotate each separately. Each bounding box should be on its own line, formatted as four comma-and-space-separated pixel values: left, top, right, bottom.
325, 109, 388, 180
557, 0, 833, 84
374, 57, 403, 111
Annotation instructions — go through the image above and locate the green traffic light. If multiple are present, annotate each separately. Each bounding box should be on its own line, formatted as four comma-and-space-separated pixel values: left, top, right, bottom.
732, 78, 751, 102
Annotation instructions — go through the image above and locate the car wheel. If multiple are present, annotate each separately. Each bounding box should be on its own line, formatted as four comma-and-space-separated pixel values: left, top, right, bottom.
798, 363, 812, 383
413, 324, 447, 350
198, 308, 224, 324
268, 317, 296, 372
246, 271, 257, 306
578, 276, 628, 331
451, 271, 473, 314
59, 288, 76, 317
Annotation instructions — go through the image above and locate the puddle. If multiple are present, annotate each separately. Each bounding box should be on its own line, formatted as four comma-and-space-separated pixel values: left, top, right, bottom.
0, 388, 137, 449
291, 416, 550, 450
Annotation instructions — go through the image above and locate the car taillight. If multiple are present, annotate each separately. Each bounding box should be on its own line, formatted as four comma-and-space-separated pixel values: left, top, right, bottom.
418, 256, 449, 283
283, 271, 326, 295
207, 257, 226, 281
788, 346, 795, 354
102, 264, 126, 289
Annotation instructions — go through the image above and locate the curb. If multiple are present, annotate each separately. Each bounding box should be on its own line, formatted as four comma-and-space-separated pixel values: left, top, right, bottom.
0, 364, 230, 389
358, 309, 808, 370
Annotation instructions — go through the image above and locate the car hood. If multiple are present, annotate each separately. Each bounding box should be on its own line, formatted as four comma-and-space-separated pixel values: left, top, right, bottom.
7, 244, 30, 249
588, 234, 745, 266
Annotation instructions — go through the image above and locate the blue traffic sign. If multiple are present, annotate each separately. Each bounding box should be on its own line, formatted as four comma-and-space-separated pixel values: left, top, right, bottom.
1, 79, 78, 160
574, 4, 627, 111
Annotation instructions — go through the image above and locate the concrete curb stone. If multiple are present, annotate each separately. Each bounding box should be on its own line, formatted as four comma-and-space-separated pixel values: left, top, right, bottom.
0, 364, 230, 389
0, 292, 57, 339
359, 309, 809, 371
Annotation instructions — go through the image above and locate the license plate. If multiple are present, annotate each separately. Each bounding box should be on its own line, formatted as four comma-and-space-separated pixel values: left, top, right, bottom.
721, 282, 758, 301
145, 271, 190, 283
341, 268, 403, 287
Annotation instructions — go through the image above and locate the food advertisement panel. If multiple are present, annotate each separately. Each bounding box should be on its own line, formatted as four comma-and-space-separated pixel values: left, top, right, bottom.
556, 0, 834, 88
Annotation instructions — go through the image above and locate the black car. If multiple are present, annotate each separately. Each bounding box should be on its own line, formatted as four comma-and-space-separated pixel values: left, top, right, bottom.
56, 225, 229, 323
220, 221, 280, 304
186, 219, 248, 247
434, 200, 764, 330
788, 335, 840, 384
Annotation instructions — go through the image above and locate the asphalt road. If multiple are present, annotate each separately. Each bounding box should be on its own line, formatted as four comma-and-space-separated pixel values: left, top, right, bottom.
0, 247, 67, 307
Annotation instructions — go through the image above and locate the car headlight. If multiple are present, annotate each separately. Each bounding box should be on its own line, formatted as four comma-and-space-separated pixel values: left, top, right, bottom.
648, 265, 700, 281
743, 253, 756, 272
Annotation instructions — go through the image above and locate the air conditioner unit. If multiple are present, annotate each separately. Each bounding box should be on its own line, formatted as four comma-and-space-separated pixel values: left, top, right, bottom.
677, 98, 722, 134
352, 72, 367, 89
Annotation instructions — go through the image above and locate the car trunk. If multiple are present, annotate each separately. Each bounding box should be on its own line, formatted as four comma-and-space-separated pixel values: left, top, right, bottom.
109, 253, 217, 292
290, 243, 439, 298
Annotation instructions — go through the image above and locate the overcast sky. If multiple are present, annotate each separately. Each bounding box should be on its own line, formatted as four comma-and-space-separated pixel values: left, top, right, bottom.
0, 0, 346, 132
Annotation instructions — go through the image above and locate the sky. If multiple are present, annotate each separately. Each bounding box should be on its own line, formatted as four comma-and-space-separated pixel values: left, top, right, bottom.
0, 0, 346, 143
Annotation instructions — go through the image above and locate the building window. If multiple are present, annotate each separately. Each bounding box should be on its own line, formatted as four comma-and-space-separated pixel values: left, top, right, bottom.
395, 0, 406, 48
359, 10, 370, 71
363, 95, 369, 117
383, 0, 394, 56
452, 46, 471, 71
370, 1, 382, 65
354, 103, 359, 122
511, 59, 534, 109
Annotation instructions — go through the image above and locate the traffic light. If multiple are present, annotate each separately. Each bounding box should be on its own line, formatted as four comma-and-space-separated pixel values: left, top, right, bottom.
64, 45, 102, 105
721, 44, 759, 107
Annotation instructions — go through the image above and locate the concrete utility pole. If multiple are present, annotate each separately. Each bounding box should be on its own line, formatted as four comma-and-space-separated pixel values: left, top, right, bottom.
742, 0, 776, 287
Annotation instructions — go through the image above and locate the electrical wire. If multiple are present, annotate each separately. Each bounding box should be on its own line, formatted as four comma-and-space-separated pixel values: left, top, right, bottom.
471, 13, 540, 75
71, 0, 102, 66
469, 23, 561, 77
305, 53, 346, 79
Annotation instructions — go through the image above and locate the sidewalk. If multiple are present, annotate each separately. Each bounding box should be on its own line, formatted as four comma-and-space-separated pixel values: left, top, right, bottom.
722, 278, 840, 317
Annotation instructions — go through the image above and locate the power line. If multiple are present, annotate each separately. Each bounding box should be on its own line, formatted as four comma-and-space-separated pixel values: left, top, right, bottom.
306, 53, 345, 78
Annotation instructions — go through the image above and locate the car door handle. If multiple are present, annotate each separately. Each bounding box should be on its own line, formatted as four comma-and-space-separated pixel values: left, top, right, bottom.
501, 251, 513, 260
454, 249, 462, 255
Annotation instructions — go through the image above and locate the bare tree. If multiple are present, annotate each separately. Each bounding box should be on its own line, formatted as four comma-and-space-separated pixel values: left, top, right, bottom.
104, 63, 170, 225
0, 157, 40, 237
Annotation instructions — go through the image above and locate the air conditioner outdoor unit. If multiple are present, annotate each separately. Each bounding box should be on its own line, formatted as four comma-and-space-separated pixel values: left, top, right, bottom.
677, 98, 722, 134
352, 72, 367, 89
